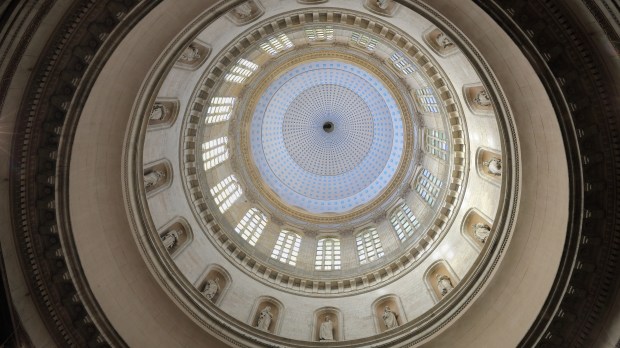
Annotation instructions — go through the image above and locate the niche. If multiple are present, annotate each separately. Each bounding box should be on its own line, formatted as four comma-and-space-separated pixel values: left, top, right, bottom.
175, 39, 210, 71
423, 27, 459, 57
462, 209, 494, 250
363, 0, 400, 17
463, 84, 494, 115
476, 147, 502, 185
226, 0, 264, 25
194, 264, 231, 305
147, 99, 179, 130
143, 159, 172, 196
249, 297, 284, 335
312, 307, 343, 342
158, 218, 192, 259
372, 295, 406, 333
424, 260, 459, 303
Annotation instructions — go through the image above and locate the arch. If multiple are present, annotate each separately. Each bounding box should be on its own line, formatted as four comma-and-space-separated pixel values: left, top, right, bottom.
312, 307, 344, 342
143, 159, 172, 197
194, 264, 232, 306
423, 26, 459, 57
355, 227, 385, 265
147, 98, 179, 130
174, 38, 210, 70
248, 296, 284, 335
476, 147, 503, 185
157, 217, 193, 259
461, 208, 494, 251
463, 83, 495, 116
315, 237, 341, 271
423, 259, 460, 303
371, 294, 407, 333
270, 229, 302, 266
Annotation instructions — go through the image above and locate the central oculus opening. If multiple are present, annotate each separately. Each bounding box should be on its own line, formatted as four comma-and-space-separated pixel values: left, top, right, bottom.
323, 121, 334, 133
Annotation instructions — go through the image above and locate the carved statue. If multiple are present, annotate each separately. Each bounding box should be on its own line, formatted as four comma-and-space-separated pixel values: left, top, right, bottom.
474, 90, 492, 107
161, 229, 183, 251
472, 223, 491, 243
435, 31, 454, 49
149, 103, 168, 121
202, 277, 220, 301
483, 157, 502, 176
376, 0, 390, 9
144, 169, 165, 188
233, 3, 253, 19
437, 274, 454, 296
319, 316, 334, 341
382, 306, 399, 329
256, 306, 273, 332
180, 45, 201, 63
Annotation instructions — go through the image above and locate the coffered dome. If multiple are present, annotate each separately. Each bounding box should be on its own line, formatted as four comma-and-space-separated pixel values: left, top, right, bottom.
3, 0, 620, 347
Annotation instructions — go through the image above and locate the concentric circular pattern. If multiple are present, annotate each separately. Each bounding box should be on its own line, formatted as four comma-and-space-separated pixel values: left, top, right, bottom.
283, 84, 374, 176
250, 60, 404, 213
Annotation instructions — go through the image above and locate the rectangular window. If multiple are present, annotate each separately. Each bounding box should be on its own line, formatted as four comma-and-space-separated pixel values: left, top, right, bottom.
424, 128, 449, 161
415, 88, 439, 113
415, 169, 443, 206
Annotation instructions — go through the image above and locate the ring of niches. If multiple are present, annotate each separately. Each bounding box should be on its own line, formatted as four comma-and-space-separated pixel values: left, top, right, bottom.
134, 1, 518, 346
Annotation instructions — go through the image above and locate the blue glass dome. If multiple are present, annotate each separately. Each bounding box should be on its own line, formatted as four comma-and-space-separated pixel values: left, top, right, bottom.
250, 60, 405, 213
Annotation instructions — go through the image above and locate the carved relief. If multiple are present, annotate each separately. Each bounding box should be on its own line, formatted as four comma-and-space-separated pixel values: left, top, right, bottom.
249, 297, 284, 334
424, 260, 459, 302
476, 147, 503, 184
226, 1, 264, 25
423, 27, 459, 57
372, 295, 406, 333
464, 84, 495, 115
312, 307, 343, 341
143, 160, 172, 196
195, 265, 231, 305
175, 40, 210, 71
158, 218, 192, 258
462, 209, 494, 250
363, 0, 399, 17
148, 99, 179, 129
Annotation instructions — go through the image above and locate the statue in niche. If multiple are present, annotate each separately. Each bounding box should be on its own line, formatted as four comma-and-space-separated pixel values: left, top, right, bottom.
144, 169, 166, 189
149, 103, 168, 121
161, 228, 184, 252
382, 306, 399, 329
180, 45, 201, 63
256, 306, 273, 332
319, 316, 334, 341
474, 90, 492, 107
472, 223, 491, 243
202, 277, 220, 301
233, 3, 253, 19
483, 157, 502, 176
376, 0, 390, 9
435, 31, 454, 50
437, 274, 454, 296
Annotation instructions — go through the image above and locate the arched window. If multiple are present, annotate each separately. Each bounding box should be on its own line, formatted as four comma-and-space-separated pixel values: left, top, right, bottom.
390, 204, 420, 241
224, 58, 258, 84
305, 26, 334, 41
271, 230, 302, 266
315, 238, 341, 271
210, 175, 242, 213
390, 52, 415, 75
235, 208, 267, 246
415, 88, 439, 113
350, 32, 378, 51
260, 33, 293, 55
415, 169, 442, 206
356, 228, 384, 264
205, 97, 235, 124
424, 128, 448, 161
202, 136, 228, 170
